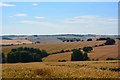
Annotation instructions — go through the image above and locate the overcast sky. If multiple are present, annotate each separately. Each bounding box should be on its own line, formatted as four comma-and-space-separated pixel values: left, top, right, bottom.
1, 2, 118, 35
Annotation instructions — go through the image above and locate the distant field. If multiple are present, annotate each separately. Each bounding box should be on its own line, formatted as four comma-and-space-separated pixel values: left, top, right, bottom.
2, 60, 119, 78
2, 41, 105, 56
1, 40, 32, 45
43, 44, 118, 61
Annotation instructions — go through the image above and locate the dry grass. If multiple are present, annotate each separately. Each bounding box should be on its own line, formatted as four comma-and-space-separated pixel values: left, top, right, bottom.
1, 40, 32, 45
2, 60, 119, 78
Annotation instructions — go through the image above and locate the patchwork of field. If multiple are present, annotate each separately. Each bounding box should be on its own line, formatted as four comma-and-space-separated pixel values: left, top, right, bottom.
2, 41, 106, 56
2, 60, 119, 78
1, 40, 32, 45
43, 44, 118, 61
2, 41, 118, 61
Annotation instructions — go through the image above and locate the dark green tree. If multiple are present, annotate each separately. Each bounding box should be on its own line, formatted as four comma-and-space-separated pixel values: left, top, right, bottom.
41, 50, 48, 58
83, 52, 89, 60
6, 47, 47, 63
83, 46, 93, 52
71, 49, 84, 61
105, 39, 115, 45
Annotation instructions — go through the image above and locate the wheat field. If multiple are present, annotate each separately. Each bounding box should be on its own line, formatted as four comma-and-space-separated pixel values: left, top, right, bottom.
2, 60, 119, 78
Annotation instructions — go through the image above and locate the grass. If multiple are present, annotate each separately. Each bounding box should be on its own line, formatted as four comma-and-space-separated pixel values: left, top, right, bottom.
2, 60, 119, 78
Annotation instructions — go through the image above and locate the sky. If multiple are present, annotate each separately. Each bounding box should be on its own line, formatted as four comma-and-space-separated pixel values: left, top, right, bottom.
1, 2, 118, 35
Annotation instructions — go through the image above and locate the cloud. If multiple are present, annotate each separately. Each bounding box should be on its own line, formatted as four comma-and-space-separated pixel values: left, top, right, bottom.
35, 16, 45, 19
64, 15, 117, 25
15, 14, 27, 17
32, 3, 39, 6
20, 20, 56, 27
0, 2, 16, 7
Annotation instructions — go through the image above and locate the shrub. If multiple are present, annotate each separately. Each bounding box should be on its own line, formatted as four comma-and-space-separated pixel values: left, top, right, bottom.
58, 60, 66, 62
87, 38, 92, 41
94, 45, 98, 47
71, 49, 84, 61
70, 40, 74, 42
60, 50, 64, 53
65, 50, 70, 52
76, 39, 80, 42
99, 44, 104, 46
106, 57, 120, 60
105, 39, 115, 45
83, 46, 93, 52
67, 40, 69, 42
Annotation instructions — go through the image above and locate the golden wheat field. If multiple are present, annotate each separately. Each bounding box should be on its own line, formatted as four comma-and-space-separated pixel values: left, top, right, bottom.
2, 41, 106, 56
2, 60, 119, 78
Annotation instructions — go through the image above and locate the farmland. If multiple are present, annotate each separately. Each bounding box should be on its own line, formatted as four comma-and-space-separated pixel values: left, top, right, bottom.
2, 40, 118, 61
43, 44, 118, 62
2, 60, 119, 78
1, 40, 32, 45
1, 36, 119, 78
2, 41, 106, 56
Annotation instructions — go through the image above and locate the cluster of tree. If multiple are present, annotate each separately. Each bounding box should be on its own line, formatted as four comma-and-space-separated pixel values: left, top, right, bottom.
57, 38, 81, 42
71, 49, 89, 61
83, 46, 93, 52
104, 39, 115, 45
96, 37, 110, 41
2, 47, 48, 63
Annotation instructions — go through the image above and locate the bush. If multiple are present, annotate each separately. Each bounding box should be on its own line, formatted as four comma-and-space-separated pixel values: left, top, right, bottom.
58, 60, 66, 62
105, 39, 115, 45
83, 46, 93, 52
71, 49, 84, 61
106, 57, 120, 60
67, 40, 69, 42
99, 44, 104, 46
94, 45, 98, 47
65, 50, 70, 52
7, 47, 48, 63
60, 50, 64, 53
87, 38, 92, 41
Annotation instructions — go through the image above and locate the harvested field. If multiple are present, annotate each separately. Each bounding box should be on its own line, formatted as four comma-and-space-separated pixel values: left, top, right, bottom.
1, 40, 32, 45
2, 60, 119, 78
43, 44, 118, 61
2, 41, 105, 56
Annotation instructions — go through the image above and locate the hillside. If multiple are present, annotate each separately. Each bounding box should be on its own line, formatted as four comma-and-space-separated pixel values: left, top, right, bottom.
43, 44, 118, 61
2, 41, 105, 56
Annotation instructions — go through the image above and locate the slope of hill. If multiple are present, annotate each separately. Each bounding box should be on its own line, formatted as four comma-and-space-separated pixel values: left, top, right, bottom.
43, 44, 118, 61
2, 41, 105, 56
